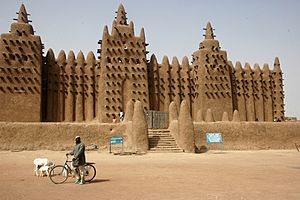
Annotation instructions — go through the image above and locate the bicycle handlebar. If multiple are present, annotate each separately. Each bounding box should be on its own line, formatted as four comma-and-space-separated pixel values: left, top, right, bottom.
65, 153, 95, 165
65, 154, 73, 162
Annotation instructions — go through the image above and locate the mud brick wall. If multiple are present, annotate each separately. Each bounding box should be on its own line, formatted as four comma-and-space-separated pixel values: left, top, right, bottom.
0, 122, 116, 151
0, 5, 43, 122
230, 59, 284, 122
194, 122, 300, 150
0, 121, 299, 151
148, 55, 193, 114
0, 4, 286, 124
191, 22, 233, 121
43, 50, 97, 122
97, 5, 149, 123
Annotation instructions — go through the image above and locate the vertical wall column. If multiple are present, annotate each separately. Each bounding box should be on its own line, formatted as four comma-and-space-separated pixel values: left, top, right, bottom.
253, 64, 264, 121
262, 64, 273, 121
272, 57, 284, 121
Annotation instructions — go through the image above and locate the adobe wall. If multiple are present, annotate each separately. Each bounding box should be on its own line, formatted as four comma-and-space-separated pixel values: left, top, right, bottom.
0, 5, 43, 122
1, 121, 299, 151
194, 122, 300, 150
192, 22, 233, 121
0, 122, 116, 151
97, 5, 149, 123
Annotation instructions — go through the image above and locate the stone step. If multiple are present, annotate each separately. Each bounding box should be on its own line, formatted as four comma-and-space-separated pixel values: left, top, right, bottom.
149, 147, 183, 152
149, 139, 177, 143
150, 144, 180, 148
149, 137, 176, 142
148, 134, 173, 137
148, 130, 170, 132
148, 134, 174, 137
149, 144, 177, 148
149, 142, 176, 145
149, 137, 176, 141
148, 129, 182, 152
148, 131, 171, 134
149, 141, 177, 145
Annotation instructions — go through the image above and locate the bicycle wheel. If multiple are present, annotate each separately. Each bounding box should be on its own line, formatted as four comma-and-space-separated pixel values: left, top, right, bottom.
84, 164, 96, 182
49, 165, 69, 184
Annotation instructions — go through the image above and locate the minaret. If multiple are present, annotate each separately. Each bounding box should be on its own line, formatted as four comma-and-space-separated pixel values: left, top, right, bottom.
262, 64, 274, 121
272, 57, 284, 121
0, 4, 43, 122
204, 22, 214, 40
148, 54, 159, 110
17, 4, 30, 23
97, 4, 149, 122
115, 4, 127, 25
191, 22, 233, 121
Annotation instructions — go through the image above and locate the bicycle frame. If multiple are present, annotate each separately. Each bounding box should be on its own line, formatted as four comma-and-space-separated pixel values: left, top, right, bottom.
49, 155, 96, 184
63, 156, 95, 176
62, 158, 73, 176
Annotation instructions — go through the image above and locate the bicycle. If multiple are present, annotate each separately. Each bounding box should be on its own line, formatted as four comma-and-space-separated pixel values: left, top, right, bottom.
49, 155, 96, 184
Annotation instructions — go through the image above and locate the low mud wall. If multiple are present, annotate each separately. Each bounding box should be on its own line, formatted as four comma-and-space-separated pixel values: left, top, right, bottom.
194, 122, 300, 150
0, 122, 116, 151
0, 122, 300, 151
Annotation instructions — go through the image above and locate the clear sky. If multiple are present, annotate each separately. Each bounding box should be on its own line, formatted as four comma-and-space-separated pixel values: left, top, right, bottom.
1, 0, 299, 119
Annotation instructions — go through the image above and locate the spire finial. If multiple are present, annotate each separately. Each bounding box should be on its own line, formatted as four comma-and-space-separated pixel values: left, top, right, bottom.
115, 4, 127, 25
17, 4, 29, 23
274, 57, 280, 67
140, 27, 145, 40
204, 22, 215, 39
274, 57, 281, 72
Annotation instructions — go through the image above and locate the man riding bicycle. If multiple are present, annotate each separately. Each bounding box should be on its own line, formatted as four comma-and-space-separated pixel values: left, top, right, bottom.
67, 136, 86, 185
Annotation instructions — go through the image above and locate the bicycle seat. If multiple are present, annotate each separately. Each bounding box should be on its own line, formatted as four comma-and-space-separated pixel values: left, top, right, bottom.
86, 162, 95, 165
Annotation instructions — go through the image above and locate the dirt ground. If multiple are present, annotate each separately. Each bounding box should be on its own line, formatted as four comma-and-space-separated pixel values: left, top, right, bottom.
0, 150, 299, 200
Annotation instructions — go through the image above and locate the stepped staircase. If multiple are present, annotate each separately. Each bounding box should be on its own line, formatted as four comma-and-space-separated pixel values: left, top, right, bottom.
148, 129, 182, 152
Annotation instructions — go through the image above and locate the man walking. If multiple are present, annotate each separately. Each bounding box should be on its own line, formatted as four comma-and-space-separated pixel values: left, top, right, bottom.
67, 136, 86, 185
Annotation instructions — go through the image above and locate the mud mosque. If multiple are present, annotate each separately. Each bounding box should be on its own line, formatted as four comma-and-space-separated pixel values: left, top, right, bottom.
0, 4, 293, 153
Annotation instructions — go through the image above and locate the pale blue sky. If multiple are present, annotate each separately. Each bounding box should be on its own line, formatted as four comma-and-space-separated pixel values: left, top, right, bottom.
1, 0, 299, 119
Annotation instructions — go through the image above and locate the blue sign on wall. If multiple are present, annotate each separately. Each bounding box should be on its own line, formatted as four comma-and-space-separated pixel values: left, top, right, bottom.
206, 133, 223, 144
110, 136, 123, 144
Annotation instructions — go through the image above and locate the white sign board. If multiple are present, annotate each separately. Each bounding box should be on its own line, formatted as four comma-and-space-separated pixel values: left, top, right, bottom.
206, 133, 222, 144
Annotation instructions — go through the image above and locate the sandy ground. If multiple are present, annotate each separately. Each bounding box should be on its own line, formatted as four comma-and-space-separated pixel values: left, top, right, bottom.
0, 150, 300, 200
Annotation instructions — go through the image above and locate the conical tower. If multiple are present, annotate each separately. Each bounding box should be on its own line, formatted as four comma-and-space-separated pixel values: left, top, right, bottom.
262, 64, 274, 121
97, 4, 149, 122
191, 22, 233, 121
115, 4, 127, 25
272, 57, 284, 121
204, 22, 215, 40
148, 54, 159, 110
0, 4, 43, 122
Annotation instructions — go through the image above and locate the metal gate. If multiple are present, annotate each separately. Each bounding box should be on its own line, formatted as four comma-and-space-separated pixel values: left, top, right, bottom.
145, 111, 169, 129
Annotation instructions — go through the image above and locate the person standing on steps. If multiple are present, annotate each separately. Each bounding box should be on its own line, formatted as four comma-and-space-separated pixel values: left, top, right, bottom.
67, 136, 86, 185
119, 110, 124, 122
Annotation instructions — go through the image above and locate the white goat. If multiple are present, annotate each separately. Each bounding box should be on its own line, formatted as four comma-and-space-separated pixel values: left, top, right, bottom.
33, 158, 54, 177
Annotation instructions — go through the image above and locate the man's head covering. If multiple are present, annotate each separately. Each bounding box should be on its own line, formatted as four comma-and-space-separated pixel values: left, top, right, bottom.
75, 136, 81, 144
